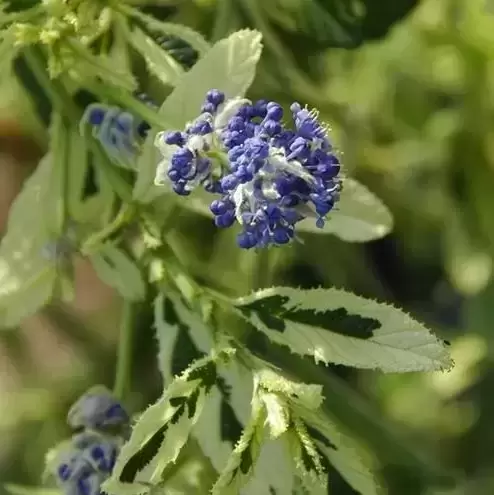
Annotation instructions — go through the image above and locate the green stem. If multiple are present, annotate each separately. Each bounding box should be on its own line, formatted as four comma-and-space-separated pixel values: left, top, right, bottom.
113, 301, 136, 401
80, 204, 136, 255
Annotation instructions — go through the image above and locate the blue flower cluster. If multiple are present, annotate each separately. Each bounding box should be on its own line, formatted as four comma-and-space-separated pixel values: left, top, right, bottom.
155, 90, 342, 249
51, 386, 129, 495
81, 95, 155, 169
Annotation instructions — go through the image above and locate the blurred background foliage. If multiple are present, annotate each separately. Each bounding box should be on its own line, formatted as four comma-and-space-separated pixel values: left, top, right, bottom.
2, 0, 494, 493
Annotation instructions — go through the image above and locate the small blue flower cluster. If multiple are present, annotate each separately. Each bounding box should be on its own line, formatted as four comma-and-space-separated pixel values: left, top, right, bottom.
51, 386, 129, 495
81, 95, 155, 168
55, 432, 120, 495
155, 90, 342, 249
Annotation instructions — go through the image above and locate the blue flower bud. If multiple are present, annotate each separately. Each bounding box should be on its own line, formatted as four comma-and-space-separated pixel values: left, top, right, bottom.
165, 131, 185, 146
205, 89, 225, 107
81, 103, 150, 168
67, 386, 129, 430
87, 107, 105, 126
266, 102, 283, 121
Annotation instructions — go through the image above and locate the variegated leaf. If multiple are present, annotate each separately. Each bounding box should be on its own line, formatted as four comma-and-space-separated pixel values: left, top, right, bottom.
130, 27, 184, 87
103, 355, 222, 495
154, 291, 293, 494
234, 286, 452, 372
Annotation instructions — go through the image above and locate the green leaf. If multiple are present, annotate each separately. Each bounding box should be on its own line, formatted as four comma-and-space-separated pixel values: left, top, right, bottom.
90, 244, 146, 301
133, 29, 263, 203
234, 286, 452, 372
261, 0, 358, 48
129, 27, 184, 87
0, 154, 72, 329
260, 0, 420, 48
103, 354, 225, 495
297, 178, 393, 241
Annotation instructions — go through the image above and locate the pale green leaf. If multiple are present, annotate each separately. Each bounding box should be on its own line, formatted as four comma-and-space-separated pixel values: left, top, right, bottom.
130, 27, 184, 87
133, 29, 263, 202
0, 155, 71, 329
90, 243, 146, 301
234, 286, 452, 372
297, 178, 393, 241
